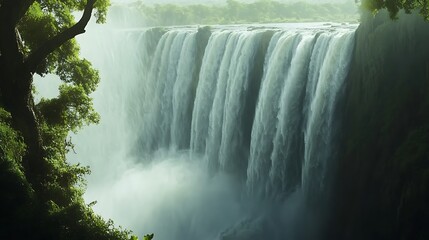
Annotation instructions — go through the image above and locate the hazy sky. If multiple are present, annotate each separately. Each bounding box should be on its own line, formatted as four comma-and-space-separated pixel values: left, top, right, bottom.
112, 0, 351, 4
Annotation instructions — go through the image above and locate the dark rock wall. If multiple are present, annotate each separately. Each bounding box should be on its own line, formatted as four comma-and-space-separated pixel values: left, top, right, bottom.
329, 10, 429, 240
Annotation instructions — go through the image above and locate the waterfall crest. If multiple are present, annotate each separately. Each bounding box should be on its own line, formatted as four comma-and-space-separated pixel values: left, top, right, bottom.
134, 25, 356, 200
73, 22, 357, 240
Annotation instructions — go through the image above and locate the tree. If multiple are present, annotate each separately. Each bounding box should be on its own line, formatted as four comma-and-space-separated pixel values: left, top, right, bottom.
0, 1, 140, 239
1, 0, 106, 186
361, 0, 429, 19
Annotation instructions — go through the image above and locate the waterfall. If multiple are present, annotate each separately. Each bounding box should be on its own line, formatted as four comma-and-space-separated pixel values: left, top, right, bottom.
71, 22, 357, 240
139, 25, 355, 198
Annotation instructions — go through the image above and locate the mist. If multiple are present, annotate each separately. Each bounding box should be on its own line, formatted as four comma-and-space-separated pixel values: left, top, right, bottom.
84, 150, 246, 240
45, 8, 355, 238
108, 0, 358, 27
66, 20, 251, 239
26, 0, 429, 239
112, 0, 351, 4
67, 21, 241, 240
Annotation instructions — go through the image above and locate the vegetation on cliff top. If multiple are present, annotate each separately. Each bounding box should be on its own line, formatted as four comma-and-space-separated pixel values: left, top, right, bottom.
110, 0, 359, 26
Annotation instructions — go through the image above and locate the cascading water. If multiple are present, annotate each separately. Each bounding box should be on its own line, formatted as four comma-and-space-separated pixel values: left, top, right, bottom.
69, 22, 356, 240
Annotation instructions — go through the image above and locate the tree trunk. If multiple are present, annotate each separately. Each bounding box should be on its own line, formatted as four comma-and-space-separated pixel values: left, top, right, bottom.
1, 0, 96, 189
1, 72, 46, 186
0, 20, 46, 188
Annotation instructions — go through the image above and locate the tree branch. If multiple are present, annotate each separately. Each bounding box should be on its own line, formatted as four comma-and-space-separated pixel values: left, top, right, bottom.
24, 0, 97, 73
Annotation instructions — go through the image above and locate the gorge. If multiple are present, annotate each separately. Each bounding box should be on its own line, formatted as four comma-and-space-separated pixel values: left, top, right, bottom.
63, 10, 429, 240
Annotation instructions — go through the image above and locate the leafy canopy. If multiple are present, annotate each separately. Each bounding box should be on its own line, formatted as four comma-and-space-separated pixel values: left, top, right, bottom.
361, 0, 429, 19
17, 0, 110, 133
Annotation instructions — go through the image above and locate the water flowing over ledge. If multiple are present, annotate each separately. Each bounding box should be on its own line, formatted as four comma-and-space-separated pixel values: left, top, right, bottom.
135, 24, 355, 199
71, 23, 357, 240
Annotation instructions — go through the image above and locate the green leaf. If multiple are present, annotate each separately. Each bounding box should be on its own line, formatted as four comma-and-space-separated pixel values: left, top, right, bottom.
143, 233, 154, 240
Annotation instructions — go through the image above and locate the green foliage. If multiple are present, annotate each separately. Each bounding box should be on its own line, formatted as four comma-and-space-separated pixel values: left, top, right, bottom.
0, 109, 26, 163
56, 49, 100, 94
143, 233, 155, 240
131, 0, 358, 26
2, 0, 152, 239
18, 0, 110, 75
128, 234, 154, 240
1, 106, 135, 239
0, 108, 33, 238
38, 84, 100, 133
361, 0, 429, 20
20, 0, 104, 139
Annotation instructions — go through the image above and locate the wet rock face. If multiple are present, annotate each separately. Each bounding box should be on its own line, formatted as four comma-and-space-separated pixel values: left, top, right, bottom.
330, 10, 429, 240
